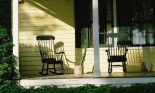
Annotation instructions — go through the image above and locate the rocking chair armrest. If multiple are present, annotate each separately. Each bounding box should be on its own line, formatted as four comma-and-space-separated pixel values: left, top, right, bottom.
55, 51, 64, 54
105, 50, 109, 52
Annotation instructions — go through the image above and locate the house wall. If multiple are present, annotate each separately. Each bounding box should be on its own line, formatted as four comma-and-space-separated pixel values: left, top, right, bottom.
19, 0, 76, 76
19, 0, 155, 77
127, 47, 155, 72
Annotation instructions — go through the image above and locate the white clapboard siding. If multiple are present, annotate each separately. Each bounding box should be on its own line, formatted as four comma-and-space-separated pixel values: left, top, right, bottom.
19, 0, 76, 76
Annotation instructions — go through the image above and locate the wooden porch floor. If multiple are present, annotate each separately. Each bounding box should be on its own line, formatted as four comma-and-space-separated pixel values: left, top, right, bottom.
21, 72, 155, 79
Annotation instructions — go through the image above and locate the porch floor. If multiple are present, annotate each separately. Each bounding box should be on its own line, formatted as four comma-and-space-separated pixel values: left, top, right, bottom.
20, 72, 155, 80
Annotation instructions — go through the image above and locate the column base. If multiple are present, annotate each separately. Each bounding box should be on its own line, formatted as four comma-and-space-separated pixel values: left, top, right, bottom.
93, 70, 101, 77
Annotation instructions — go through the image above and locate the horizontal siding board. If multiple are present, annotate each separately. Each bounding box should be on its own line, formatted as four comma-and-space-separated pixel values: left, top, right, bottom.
19, 30, 74, 34
19, 52, 40, 57
20, 65, 70, 70
19, 34, 75, 40
20, 69, 73, 76
19, 16, 74, 21
19, 42, 75, 48
19, 57, 41, 61
19, 25, 73, 29
20, 66, 41, 70
20, 62, 42, 66
19, 21, 73, 26
19, 7, 73, 12
19, 9, 73, 14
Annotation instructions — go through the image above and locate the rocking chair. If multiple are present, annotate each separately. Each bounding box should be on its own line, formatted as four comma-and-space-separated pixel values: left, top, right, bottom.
36, 35, 64, 75
105, 33, 128, 74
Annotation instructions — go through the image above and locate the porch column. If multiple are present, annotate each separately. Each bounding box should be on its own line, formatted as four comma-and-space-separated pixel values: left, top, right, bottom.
12, 0, 19, 78
113, 0, 117, 33
92, 0, 101, 77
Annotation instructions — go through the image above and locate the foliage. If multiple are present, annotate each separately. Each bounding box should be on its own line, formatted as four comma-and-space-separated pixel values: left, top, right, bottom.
0, 26, 17, 82
80, 39, 87, 68
1, 83, 155, 93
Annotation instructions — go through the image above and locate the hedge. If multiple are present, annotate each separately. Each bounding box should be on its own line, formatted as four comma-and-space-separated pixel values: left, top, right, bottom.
1, 82, 155, 93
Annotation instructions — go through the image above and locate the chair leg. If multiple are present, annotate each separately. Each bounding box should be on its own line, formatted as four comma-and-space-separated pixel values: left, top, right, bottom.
50, 64, 56, 74
53, 64, 56, 73
61, 63, 64, 74
123, 62, 126, 72
110, 62, 112, 73
39, 63, 48, 76
108, 62, 112, 74
42, 63, 45, 73
50, 63, 64, 75
46, 63, 49, 75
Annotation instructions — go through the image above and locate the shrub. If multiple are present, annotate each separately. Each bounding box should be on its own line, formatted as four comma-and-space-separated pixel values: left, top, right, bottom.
0, 26, 17, 83
1, 83, 155, 93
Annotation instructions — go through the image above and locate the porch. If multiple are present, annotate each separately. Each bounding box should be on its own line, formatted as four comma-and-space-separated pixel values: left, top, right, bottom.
20, 72, 155, 87
14, 0, 155, 87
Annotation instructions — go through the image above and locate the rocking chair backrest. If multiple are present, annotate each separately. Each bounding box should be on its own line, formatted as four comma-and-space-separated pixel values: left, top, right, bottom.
106, 33, 128, 57
36, 35, 55, 61
106, 33, 128, 74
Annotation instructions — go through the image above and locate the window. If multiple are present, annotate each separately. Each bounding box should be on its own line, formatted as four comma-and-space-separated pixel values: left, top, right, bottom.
74, 0, 113, 48
74, 0, 91, 48
117, 0, 155, 46
100, 0, 155, 46
99, 0, 113, 47
75, 0, 155, 48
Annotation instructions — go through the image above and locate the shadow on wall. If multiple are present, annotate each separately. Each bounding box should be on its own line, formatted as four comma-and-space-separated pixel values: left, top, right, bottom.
141, 47, 154, 72
54, 41, 77, 72
19, 41, 78, 77
126, 46, 143, 72
55, 41, 85, 73
27, 0, 74, 27
55, 42, 73, 65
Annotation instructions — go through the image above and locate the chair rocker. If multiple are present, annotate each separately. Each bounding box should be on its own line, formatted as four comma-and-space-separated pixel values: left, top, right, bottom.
105, 33, 128, 74
36, 35, 64, 75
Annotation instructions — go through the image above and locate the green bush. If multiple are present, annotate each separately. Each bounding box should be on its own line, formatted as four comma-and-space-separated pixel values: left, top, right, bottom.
1, 83, 155, 93
0, 26, 17, 82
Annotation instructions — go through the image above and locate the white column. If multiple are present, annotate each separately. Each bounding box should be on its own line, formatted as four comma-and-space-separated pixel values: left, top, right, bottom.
12, 0, 19, 78
92, 0, 101, 77
113, 0, 117, 33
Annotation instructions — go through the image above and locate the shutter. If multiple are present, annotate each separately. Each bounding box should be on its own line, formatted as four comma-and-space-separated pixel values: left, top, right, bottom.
74, 0, 90, 48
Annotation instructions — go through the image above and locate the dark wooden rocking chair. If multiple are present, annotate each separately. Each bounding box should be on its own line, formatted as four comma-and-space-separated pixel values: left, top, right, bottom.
105, 33, 128, 74
36, 35, 64, 75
